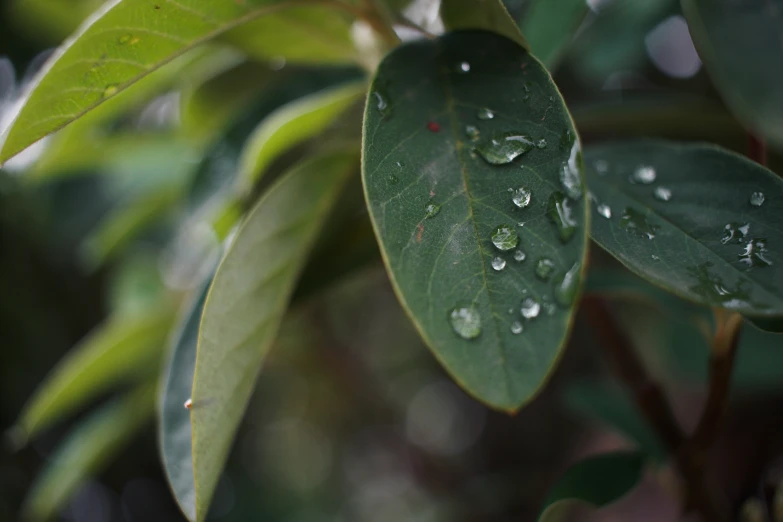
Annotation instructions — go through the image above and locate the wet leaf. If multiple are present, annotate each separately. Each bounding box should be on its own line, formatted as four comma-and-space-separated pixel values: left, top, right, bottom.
538, 451, 645, 522
586, 140, 783, 318
362, 31, 588, 410
191, 147, 358, 520
683, 0, 783, 148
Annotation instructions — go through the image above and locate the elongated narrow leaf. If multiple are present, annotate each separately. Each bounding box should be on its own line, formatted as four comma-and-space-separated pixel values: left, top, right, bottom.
520, 0, 588, 69
14, 305, 174, 440
0, 0, 351, 164
440, 0, 529, 48
682, 0, 783, 148
586, 140, 783, 318
363, 31, 589, 410
21, 384, 154, 522
191, 147, 358, 520
160, 283, 209, 521
236, 81, 365, 192
538, 451, 645, 522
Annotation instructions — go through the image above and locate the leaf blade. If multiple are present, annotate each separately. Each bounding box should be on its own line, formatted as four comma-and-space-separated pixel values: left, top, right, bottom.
520, 0, 588, 69
440, 0, 529, 49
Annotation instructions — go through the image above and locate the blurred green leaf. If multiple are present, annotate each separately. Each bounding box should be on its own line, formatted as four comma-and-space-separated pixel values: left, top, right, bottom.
538, 451, 646, 522
108, 251, 166, 316
236, 81, 365, 192
362, 31, 588, 410
191, 146, 358, 520
682, 0, 783, 148
440, 0, 529, 48
21, 384, 155, 522
224, 6, 357, 64
520, 0, 587, 70
14, 304, 174, 439
0, 0, 357, 164
586, 140, 783, 318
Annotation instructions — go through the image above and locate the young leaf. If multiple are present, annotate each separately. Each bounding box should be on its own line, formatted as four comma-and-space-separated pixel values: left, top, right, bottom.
21, 384, 154, 522
538, 451, 645, 522
0, 0, 354, 164
160, 282, 209, 521
362, 31, 589, 410
191, 147, 358, 520
520, 0, 588, 69
13, 305, 174, 440
235, 81, 365, 192
440, 0, 529, 48
682, 0, 783, 148
585, 140, 783, 318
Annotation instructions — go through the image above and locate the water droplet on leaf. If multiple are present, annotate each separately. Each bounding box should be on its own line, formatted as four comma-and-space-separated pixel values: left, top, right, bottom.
465, 125, 479, 141
477, 107, 494, 120
373, 89, 391, 118
750, 192, 765, 207
537, 139, 547, 149
103, 84, 119, 97
510, 321, 523, 334
424, 201, 440, 218
491, 257, 506, 271
513, 250, 526, 262
389, 174, 399, 184
536, 258, 556, 281
597, 203, 612, 219
491, 224, 519, 251
739, 238, 772, 268
630, 165, 656, 184
554, 262, 581, 306
721, 223, 749, 244
520, 297, 541, 319
449, 306, 481, 339
475, 132, 535, 165
511, 186, 532, 208
594, 160, 608, 174
654, 186, 672, 201
548, 191, 578, 243
687, 263, 767, 310
560, 141, 583, 199
458, 61, 470, 73
620, 207, 659, 239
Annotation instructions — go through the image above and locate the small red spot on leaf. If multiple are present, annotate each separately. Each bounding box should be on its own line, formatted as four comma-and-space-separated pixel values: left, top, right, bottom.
416, 223, 425, 243
427, 121, 440, 132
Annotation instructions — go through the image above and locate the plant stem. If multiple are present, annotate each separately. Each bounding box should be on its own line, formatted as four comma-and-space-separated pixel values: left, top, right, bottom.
584, 297, 725, 522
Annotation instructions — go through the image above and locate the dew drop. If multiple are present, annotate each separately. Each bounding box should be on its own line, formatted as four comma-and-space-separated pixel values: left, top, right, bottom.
458, 61, 471, 73
554, 262, 581, 306
651, 254, 660, 261
427, 121, 440, 132
630, 165, 656, 184
536, 258, 556, 281
184, 398, 193, 410
687, 262, 767, 310
475, 132, 535, 165
510, 321, 523, 334
520, 297, 541, 319
465, 125, 480, 141
424, 201, 440, 218
537, 139, 547, 149
491, 256, 506, 271
597, 203, 612, 219
389, 174, 399, 185
491, 224, 519, 251
548, 191, 578, 243
721, 222, 749, 244
513, 250, 526, 262
103, 84, 119, 97
477, 107, 494, 120
750, 191, 765, 207
560, 140, 583, 199
373, 89, 391, 118
654, 186, 672, 201
594, 160, 609, 174
620, 207, 659, 239
449, 306, 481, 339
511, 186, 532, 208
739, 238, 773, 268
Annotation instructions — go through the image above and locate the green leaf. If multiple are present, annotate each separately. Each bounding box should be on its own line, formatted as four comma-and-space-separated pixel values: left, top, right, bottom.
21, 384, 154, 522
191, 146, 358, 520
0, 0, 354, 164
682, 0, 783, 148
585, 140, 783, 318
236, 81, 365, 192
520, 0, 588, 69
362, 30, 589, 410
538, 451, 645, 522
160, 282, 210, 521
14, 305, 174, 440
440, 0, 529, 49
223, 6, 357, 65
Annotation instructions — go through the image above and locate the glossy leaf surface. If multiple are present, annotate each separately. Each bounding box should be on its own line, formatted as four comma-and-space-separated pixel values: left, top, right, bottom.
14, 305, 173, 439
21, 384, 154, 522
0, 0, 349, 163
363, 31, 588, 410
520, 0, 588, 69
538, 451, 645, 522
683, 0, 783, 147
586, 140, 783, 318
191, 147, 358, 520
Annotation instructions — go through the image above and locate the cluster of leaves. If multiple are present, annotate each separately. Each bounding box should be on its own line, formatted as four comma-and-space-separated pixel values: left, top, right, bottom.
1, 0, 782, 520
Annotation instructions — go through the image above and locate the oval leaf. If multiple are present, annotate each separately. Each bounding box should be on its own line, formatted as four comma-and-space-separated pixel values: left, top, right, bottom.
362, 30, 589, 410
538, 451, 645, 522
14, 305, 174, 440
682, 0, 783, 147
585, 140, 783, 318
21, 384, 154, 522
191, 147, 358, 520
0, 0, 351, 164
440, 0, 528, 48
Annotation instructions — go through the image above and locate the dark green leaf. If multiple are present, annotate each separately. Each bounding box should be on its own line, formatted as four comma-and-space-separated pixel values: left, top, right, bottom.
520, 0, 587, 69
538, 451, 645, 522
191, 147, 358, 520
21, 384, 154, 522
362, 31, 589, 410
440, 0, 528, 48
586, 140, 783, 318
682, 0, 783, 148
